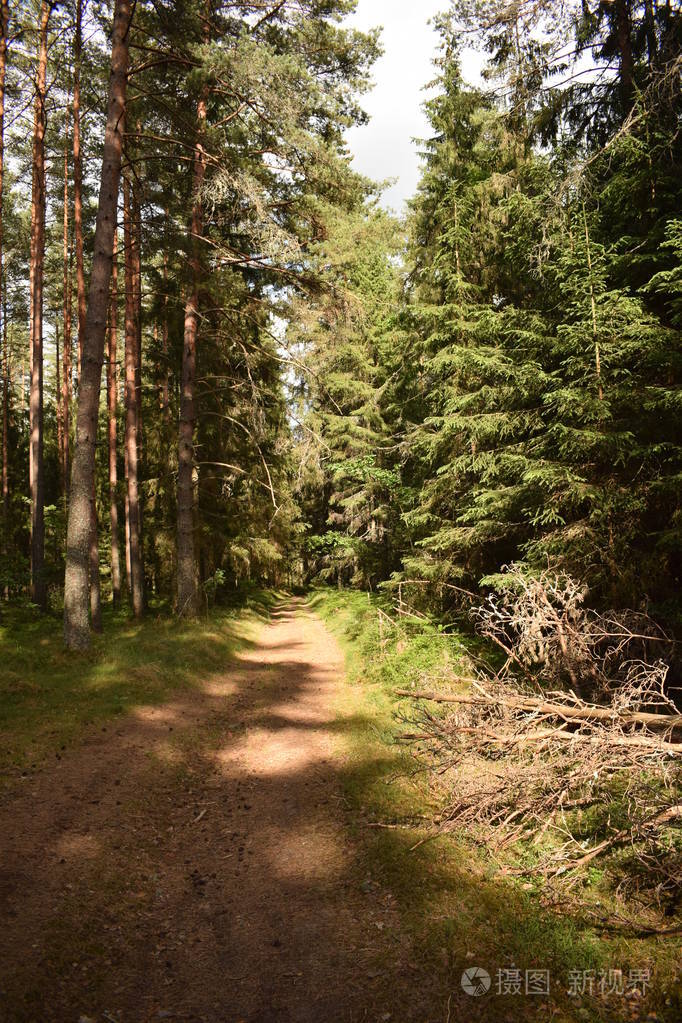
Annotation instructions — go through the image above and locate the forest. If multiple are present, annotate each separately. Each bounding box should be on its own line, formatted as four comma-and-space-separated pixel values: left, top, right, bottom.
1, 1, 681, 1021
0, 0, 681, 637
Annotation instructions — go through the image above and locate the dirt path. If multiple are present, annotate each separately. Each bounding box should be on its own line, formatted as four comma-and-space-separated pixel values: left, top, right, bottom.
0, 601, 432, 1023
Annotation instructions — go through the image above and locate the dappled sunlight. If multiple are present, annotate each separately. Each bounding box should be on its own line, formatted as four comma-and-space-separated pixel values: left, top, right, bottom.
200, 677, 239, 698
266, 703, 333, 726
0, 597, 602, 1022
132, 704, 182, 726
215, 725, 327, 776
0, 604, 263, 775
149, 739, 186, 765
54, 831, 100, 860
266, 822, 347, 883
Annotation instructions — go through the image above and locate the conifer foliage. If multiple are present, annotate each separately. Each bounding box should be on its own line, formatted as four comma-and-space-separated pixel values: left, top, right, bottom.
1, 0, 681, 644
0, 0, 378, 645
296, 0, 682, 624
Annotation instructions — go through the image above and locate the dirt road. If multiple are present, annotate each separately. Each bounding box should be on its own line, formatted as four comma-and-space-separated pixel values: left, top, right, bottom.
0, 601, 435, 1023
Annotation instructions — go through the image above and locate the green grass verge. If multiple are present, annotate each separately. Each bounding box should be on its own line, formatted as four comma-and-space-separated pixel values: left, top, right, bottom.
312, 586, 681, 1023
0, 588, 279, 782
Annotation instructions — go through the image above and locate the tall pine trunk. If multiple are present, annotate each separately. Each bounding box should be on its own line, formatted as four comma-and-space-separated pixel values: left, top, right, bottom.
132, 176, 144, 603
124, 438, 131, 586
161, 244, 170, 423
55, 324, 61, 462
62, 107, 71, 493
29, 1, 49, 612
176, 90, 207, 616
123, 172, 143, 618
108, 230, 121, 607
72, 0, 102, 623
89, 480, 102, 630
0, 0, 8, 554
73, 0, 86, 387
63, 0, 132, 650
2, 300, 7, 544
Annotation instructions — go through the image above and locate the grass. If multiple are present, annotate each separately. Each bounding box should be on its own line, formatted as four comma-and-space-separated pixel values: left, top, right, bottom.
312, 586, 682, 1023
0, 588, 279, 783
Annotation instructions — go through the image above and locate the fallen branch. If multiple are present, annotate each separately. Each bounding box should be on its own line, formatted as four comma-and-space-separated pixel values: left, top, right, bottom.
443, 723, 682, 754
553, 806, 682, 876
394, 688, 682, 731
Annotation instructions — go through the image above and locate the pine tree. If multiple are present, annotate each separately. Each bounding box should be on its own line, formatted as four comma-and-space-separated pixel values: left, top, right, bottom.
289, 205, 404, 587
64, 0, 132, 650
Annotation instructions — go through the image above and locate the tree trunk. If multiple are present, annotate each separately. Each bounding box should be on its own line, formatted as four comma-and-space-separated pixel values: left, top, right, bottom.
56, 323, 62, 463
614, 0, 635, 104
62, 107, 71, 493
29, 1, 49, 612
132, 176, 145, 603
123, 172, 143, 618
89, 477, 102, 630
2, 298, 8, 548
73, 0, 102, 622
161, 243, 170, 423
0, 0, 8, 553
63, 0, 132, 650
108, 229, 121, 607
582, 205, 603, 401
643, 0, 657, 66
133, 172, 143, 455
124, 439, 131, 587
73, 0, 86, 388
176, 90, 207, 616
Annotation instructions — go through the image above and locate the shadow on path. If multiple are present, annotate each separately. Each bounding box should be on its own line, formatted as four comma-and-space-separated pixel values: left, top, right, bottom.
0, 599, 551, 1023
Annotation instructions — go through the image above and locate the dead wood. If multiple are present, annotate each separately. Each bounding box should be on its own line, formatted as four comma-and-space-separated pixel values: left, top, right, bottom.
394, 688, 682, 731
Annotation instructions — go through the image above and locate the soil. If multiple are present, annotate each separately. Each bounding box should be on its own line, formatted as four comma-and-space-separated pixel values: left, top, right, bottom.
0, 601, 448, 1023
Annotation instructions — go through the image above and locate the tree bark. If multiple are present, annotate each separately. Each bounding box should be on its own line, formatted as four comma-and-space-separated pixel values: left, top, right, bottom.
132, 165, 143, 456
176, 90, 207, 616
123, 172, 143, 618
56, 323, 61, 463
0, 0, 8, 552
132, 175, 145, 602
2, 298, 8, 550
643, 0, 658, 66
124, 438, 131, 586
73, 0, 86, 388
108, 229, 121, 607
29, 1, 49, 611
613, 0, 635, 104
582, 205, 603, 401
62, 106, 71, 493
161, 243, 170, 423
72, 0, 102, 622
63, 0, 132, 650
89, 478, 102, 630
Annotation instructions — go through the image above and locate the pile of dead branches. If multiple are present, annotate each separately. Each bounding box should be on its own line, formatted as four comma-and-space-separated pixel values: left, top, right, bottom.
395, 565, 682, 911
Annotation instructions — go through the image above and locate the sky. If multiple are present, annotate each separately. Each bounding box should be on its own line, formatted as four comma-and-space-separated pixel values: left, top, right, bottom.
345, 0, 481, 213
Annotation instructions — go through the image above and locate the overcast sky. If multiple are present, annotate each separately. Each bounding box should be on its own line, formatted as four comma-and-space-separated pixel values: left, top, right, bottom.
345, 0, 481, 213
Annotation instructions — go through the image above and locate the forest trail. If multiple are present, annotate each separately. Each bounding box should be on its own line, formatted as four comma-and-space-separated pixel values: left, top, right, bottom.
0, 601, 437, 1023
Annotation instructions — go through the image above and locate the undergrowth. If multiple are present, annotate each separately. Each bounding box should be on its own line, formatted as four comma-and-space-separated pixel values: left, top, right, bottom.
312, 586, 682, 1023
